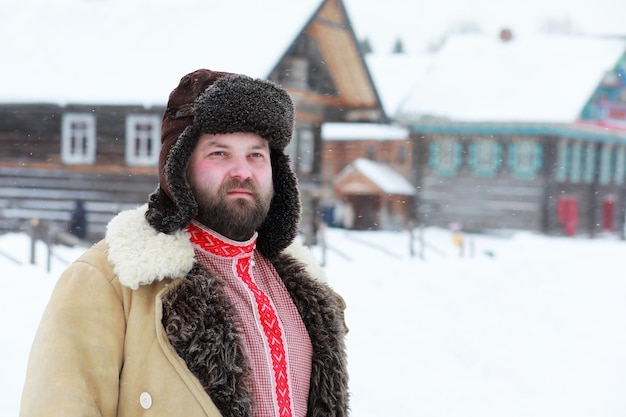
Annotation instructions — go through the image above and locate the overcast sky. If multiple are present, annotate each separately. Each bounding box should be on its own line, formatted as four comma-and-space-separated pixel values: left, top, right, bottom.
1, 0, 623, 104
344, 0, 626, 53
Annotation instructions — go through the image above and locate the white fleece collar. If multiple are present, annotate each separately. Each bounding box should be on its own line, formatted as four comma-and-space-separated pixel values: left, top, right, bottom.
105, 205, 328, 290
105, 205, 195, 290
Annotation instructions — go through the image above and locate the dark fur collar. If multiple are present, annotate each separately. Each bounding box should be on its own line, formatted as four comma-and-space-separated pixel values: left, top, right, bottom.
161, 251, 349, 417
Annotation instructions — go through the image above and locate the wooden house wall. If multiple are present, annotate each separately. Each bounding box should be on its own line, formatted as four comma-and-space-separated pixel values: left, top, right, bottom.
412, 131, 626, 237
0, 104, 63, 165
413, 133, 546, 232
321, 139, 412, 185
334, 168, 413, 230
65, 104, 164, 169
540, 138, 626, 236
0, 104, 162, 241
0, 166, 156, 240
544, 176, 626, 237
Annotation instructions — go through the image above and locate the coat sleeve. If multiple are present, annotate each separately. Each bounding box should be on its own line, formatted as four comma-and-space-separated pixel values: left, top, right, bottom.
20, 255, 126, 417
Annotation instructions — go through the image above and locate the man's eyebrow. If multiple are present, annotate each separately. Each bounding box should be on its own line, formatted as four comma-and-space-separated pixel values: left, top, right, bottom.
251, 143, 270, 150
201, 139, 229, 149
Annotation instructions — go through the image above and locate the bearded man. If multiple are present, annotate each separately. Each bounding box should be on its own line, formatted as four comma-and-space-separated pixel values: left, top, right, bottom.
20, 69, 349, 417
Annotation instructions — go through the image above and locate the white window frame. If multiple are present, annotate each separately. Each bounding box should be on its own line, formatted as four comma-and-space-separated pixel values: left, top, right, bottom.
125, 114, 161, 166
61, 113, 96, 165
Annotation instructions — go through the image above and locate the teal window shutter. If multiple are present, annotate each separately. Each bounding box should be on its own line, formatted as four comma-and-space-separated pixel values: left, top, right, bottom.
508, 138, 542, 179
430, 137, 462, 177
469, 137, 501, 178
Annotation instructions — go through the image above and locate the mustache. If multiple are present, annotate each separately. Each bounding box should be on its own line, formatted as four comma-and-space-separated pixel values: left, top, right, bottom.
218, 178, 259, 198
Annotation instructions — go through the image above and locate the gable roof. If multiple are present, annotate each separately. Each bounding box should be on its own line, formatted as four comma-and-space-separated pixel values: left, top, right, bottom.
268, 0, 383, 118
0, 0, 320, 106
335, 158, 415, 195
367, 33, 626, 124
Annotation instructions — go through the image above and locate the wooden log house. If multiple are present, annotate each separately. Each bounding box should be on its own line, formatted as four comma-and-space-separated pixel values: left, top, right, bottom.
0, 0, 385, 243
375, 32, 626, 237
409, 122, 626, 236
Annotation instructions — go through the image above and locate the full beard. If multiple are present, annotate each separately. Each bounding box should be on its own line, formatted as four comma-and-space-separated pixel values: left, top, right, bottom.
192, 178, 273, 241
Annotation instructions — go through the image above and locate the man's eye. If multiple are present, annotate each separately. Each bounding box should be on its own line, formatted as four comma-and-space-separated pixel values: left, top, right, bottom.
210, 151, 225, 157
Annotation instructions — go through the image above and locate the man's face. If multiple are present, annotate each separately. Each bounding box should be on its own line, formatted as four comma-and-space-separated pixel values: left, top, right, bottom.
187, 132, 274, 241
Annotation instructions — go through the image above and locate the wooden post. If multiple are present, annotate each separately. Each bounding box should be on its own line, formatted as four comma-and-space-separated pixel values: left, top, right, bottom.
318, 222, 327, 267
409, 225, 415, 258
418, 224, 425, 260
29, 218, 40, 265
46, 222, 54, 273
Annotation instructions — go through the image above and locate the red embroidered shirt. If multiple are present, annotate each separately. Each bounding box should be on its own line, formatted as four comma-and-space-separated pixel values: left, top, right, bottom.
187, 222, 313, 417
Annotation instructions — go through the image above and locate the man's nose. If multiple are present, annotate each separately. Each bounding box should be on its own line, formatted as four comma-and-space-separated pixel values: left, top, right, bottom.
229, 156, 252, 179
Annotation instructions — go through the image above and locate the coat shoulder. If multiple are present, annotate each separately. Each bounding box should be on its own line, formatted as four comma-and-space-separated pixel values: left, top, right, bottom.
280, 240, 327, 283
105, 205, 195, 289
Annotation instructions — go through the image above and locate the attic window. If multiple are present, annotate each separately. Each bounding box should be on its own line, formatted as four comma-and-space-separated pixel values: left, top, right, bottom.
61, 113, 96, 165
125, 115, 161, 166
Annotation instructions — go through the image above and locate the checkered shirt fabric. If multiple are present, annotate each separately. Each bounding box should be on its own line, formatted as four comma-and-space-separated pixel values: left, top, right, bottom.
187, 222, 312, 417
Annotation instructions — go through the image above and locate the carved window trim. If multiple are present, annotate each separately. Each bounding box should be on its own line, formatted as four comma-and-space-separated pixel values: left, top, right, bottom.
61, 113, 96, 165
125, 114, 161, 166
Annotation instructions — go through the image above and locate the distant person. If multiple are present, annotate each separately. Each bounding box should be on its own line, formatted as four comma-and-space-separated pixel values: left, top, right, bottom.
67, 199, 87, 239
20, 69, 349, 416
341, 201, 355, 229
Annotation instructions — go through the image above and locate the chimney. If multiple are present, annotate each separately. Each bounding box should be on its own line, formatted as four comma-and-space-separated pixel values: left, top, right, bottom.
500, 28, 513, 42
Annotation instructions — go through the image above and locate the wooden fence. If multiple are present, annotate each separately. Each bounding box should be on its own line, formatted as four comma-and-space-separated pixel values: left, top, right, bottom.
0, 166, 157, 242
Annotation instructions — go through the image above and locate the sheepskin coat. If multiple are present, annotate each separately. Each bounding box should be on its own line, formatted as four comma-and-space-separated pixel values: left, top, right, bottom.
20, 206, 349, 417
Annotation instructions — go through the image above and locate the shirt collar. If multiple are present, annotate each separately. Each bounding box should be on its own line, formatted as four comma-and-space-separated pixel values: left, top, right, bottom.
187, 221, 257, 258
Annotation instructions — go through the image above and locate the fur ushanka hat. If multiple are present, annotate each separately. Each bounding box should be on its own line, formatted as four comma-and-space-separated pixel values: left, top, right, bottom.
145, 69, 300, 259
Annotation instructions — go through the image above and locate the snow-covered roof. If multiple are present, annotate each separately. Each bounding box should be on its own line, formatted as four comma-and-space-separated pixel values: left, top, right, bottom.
337, 158, 415, 195
367, 33, 626, 123
0, 0, 320, 106
4, 0, 625, 123
322, 122, 409, 141
365, 54, 435, 117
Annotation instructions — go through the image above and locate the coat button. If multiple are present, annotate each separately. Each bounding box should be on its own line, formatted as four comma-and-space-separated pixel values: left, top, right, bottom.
139, 392, 152, 409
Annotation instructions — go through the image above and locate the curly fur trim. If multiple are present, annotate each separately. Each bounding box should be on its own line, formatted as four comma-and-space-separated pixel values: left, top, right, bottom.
160, 252, 349, 417
257, 149, 301, 259
106, 205, 195, 289
193, 74, 294, 151
162, 264, 252, 417
273, 253, 350, 417
146, 123, 201, 234
281, 239, 327, 283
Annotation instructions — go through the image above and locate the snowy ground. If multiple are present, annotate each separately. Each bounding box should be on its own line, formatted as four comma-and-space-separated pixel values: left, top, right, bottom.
3, 227, 626, 416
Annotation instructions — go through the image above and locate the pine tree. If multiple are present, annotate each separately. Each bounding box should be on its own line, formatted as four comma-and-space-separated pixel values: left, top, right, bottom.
392, 37, 405, 54
359, 37, 373, 55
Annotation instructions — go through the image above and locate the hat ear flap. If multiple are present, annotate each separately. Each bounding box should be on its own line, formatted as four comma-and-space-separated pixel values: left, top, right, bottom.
256, 149, 301, 259
146, 124, 200, 233
146, 186, 190, 233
